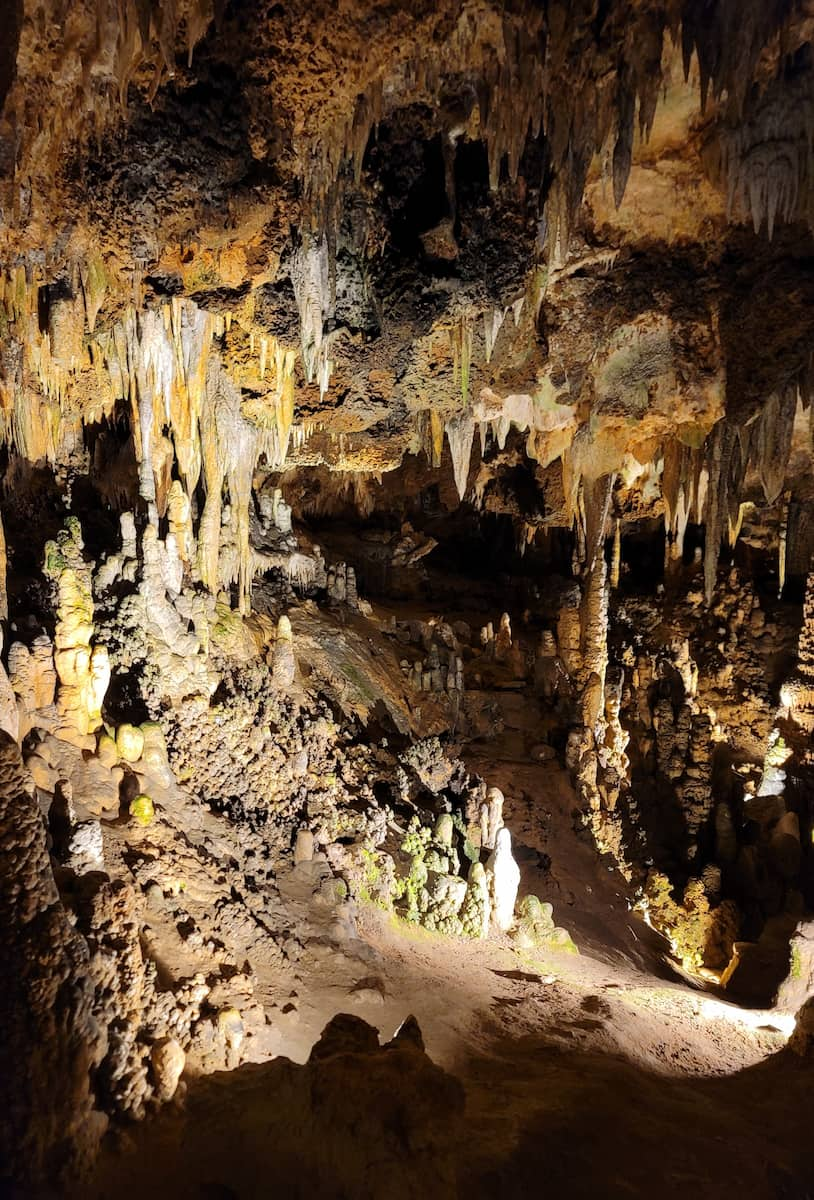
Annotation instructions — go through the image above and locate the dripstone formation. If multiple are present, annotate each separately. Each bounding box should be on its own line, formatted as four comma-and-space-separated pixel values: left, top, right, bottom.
2, 4, 814, 1197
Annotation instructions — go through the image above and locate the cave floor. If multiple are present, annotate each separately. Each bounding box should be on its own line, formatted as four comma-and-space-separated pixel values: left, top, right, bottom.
79, 727, 810, 1200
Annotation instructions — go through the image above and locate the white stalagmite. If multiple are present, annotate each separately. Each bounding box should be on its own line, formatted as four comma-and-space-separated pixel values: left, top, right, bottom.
486, 827, 521, 933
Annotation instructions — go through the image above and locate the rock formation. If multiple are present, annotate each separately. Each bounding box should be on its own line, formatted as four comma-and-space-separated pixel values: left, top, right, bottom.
2, 3, 814, 1196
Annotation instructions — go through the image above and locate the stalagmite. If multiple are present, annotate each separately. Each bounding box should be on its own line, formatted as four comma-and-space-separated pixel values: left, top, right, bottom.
479, 787, 504, 851
494, 614, 512, 663
781, 566, 814, 730
779, 492, 791, 599
44, 519, 108, 743
4, 5, 814, 1193
272, 615, 296, 689
486, 827, 520, 933
0, 511, 7, 623
461, 863, 491, 939
557, 584, 583, 679
167, 481, 192, 564
581, 558, 609, 696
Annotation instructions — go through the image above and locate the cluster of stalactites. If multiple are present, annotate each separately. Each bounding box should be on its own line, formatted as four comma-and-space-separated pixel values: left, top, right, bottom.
295, 2, 670, 262
699, 382, 802, 604
0, 253, 113, 461
0, 265, 85, 462
5, 0, 214, 197
415, 303, 575, 505
1, 275, 315, 615
712, 61, 814, 239
652, 376, 806, 605
662, 440, 707, 568
290, 235, 331, 388
295, 0, 814, 269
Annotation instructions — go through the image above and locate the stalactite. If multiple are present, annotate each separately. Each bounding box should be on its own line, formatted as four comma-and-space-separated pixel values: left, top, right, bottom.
582, 474, 615, 576
129, 309, 174, 520
270, 341, 297, 467
613, 75, 635, 210
713, 65, 814, 238
727, 501, 750, 549
610, 518, 621, 589
78, 250, 108, 334
445, 414, 475, 502
663, 439, 694, 570
483, 307, 506, 365
285, 552, 318, 592
703, 422, 736, 605
226, 417, 259, 616
662, 440, 684, 540
171, 299, 214, 497
197, 359, 261, 612
197, 362, 227, 596
779, 491, 791, 599
725, 434, 747, 545
291, 235, 330, 385
424, 411, 445, 470
450, 314, 475, 407
581, 556, 609, 697
674, 485, 689, 561
694, 462, 709, 526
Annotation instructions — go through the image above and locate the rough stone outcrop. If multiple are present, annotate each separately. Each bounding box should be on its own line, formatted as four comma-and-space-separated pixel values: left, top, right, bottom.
86, 1014, 465, 1200
0, 732, 103, 1188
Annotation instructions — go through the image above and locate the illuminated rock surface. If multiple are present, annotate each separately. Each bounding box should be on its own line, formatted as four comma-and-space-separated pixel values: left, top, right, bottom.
2, 3, 814, 1197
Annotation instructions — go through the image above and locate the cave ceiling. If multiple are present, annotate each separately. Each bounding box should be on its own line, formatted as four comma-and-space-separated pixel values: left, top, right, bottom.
1, 2, 814, 578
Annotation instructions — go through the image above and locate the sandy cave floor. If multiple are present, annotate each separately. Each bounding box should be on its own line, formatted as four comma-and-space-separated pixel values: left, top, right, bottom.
74, 731, 813, 1200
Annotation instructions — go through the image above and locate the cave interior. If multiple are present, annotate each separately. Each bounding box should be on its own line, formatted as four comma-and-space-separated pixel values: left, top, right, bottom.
2, 3, 814, 1198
